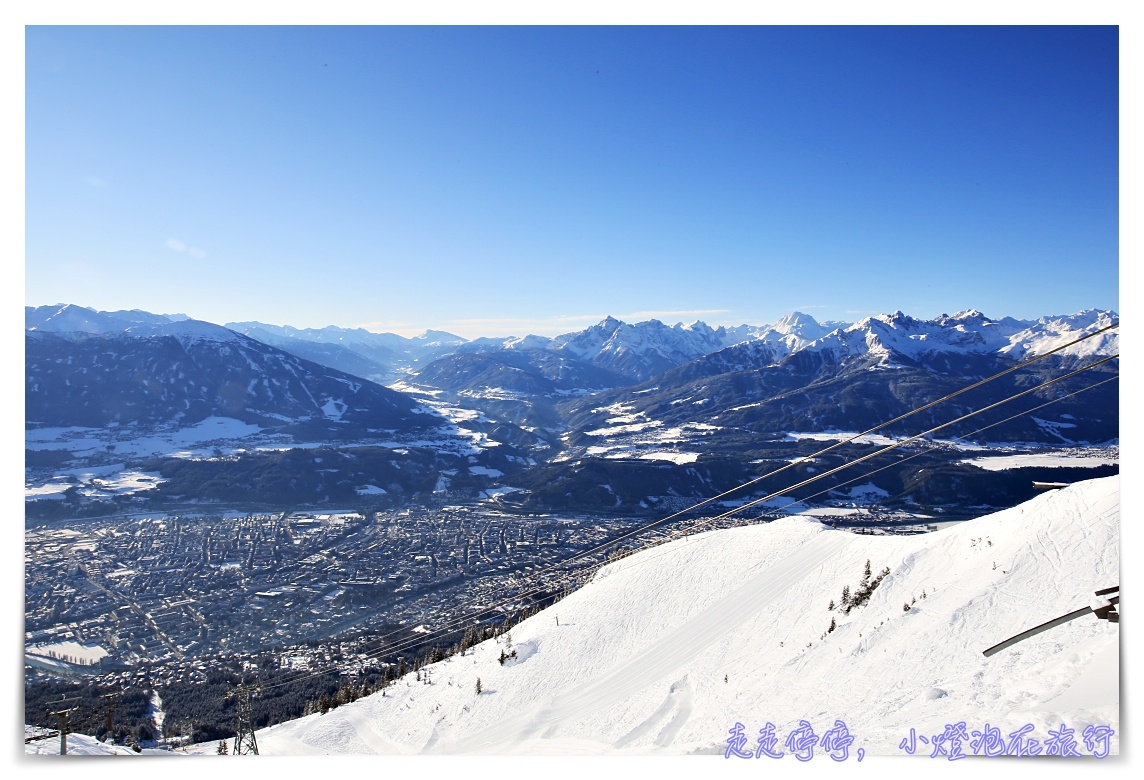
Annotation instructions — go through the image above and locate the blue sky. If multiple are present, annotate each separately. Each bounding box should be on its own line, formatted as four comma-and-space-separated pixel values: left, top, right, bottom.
24, 25, 1119, 338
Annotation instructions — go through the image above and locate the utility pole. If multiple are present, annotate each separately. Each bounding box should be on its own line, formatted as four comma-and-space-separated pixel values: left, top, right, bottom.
227, 682, 261, 755
50, 707, 78, 755
102, 693, 116, 739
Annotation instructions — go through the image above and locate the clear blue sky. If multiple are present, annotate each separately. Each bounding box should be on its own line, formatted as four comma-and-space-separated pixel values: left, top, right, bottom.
25, 25, 1119, 338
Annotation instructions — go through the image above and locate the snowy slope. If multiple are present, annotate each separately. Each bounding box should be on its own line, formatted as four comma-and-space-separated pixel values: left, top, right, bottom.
24, 728, 179, 756
796, 309, 1117, 367
999, 310, 1120, 360
243, 476, 1119, 757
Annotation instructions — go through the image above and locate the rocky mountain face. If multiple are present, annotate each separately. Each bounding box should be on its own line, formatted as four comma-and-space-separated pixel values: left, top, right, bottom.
545, 316, 745, 381
560, 309, 1119, 449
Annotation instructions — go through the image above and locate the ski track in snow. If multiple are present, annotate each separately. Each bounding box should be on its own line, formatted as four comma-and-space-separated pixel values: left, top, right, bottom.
449, 530, 847, 753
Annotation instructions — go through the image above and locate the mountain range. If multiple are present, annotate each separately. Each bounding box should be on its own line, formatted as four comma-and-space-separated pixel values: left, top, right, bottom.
25, 303, 1118, 519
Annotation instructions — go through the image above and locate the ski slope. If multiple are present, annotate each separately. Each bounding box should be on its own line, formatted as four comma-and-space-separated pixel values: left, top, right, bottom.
240, 476, 1118, 758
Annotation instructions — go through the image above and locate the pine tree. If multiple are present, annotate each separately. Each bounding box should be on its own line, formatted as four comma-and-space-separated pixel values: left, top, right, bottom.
217, 739, 229, 754
828, 616, 836, 633
475, 678, 482, 695
828, 599, 835, 611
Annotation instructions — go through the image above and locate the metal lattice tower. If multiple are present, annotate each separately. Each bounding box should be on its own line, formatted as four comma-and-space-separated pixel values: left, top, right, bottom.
228, 682, 261, 755
102, 693, 116, 738
50, 707, 78, 755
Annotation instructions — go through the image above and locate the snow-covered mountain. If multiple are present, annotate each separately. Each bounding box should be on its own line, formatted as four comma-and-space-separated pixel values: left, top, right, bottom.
792, 309, 1117, 368
529, 314, 851, 382
227, 321, 468, 382
25, 310, 437, 434
178, 476, 1118, 756
26, 303, 189, 334
23, 306, 575, 518
25, 304, 1118, 515
545, 317, 749, 382
410, 309, 1116, 407
998, 310, 1120, 361
749, 310, 845, 356
561, 308, 1119, 453
231, 314, 851, 389
409, 314, 849, 407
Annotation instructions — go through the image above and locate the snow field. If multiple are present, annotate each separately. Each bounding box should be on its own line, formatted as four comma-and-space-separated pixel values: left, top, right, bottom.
244, 477, 1118, 757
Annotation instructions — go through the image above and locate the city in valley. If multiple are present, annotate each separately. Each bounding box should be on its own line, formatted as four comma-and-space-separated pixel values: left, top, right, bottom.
27, 507, 631, 678
25, 494, 939, 685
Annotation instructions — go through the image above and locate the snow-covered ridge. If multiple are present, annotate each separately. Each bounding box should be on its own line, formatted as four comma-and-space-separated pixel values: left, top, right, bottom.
227, 320, 466, 355
998, 309, 1119, 360
27, 303, 242, 344
797, 309, 1118, 366
26, 303, 189, 334
31, 305, 1118, 381
121, 319, 244, 344
202, 476, 1118, 757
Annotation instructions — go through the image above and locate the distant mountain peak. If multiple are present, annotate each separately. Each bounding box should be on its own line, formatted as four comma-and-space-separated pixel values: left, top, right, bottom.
597, 316, 623, 332
771, 310, 820, 332
415, 329, 466, 344
26, 303, 190, 334
874, 310, 915, 327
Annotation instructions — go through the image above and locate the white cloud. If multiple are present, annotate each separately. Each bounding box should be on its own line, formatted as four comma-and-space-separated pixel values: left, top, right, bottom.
167, 239, 206, 259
